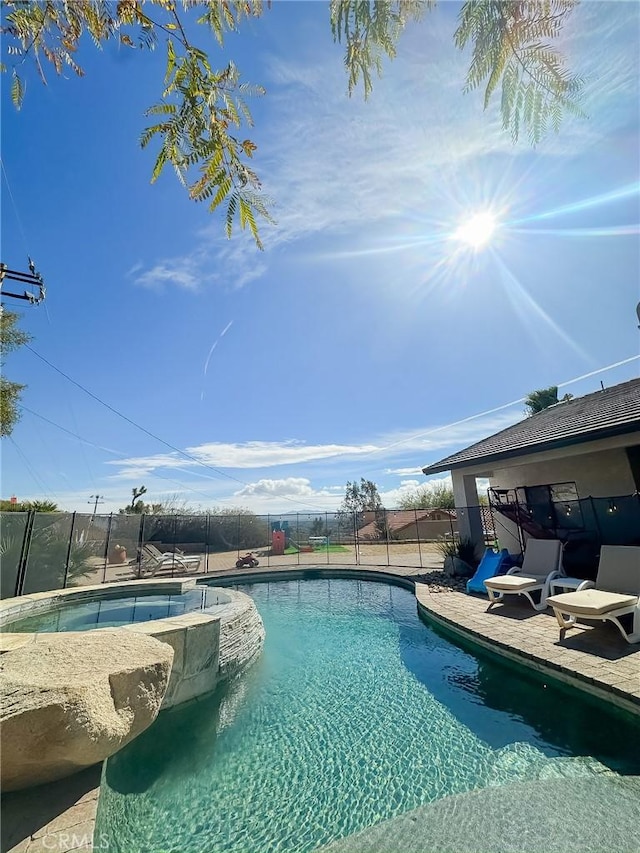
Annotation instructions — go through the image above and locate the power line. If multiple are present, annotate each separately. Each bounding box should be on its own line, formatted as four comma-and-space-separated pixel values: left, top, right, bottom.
19, 404, 329, 512
19, 347, 640, 510
23, 345, 330, 511
18, 404, 246, 506
25, 345, 254, 486
7, 435, 58, 502
0, 158, 30, 255
360, 354, 640, 464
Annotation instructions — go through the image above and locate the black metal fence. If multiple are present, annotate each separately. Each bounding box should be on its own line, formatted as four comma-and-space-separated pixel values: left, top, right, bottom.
1, 507, 496, 599
489, 493, 640, 578
4, 496, 633, 598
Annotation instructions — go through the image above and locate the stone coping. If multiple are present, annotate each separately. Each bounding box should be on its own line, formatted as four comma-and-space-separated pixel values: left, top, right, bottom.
202, 565, 418, 591
1, 577, 206, 622
415, 585, 640, 716
0, 579, 236, 651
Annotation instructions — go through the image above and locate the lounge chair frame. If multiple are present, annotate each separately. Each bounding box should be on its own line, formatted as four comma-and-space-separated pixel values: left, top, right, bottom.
553, 600, 640, 645
548, 545, 640, 644
130, 544, 201, 578
484, 538, 563, 612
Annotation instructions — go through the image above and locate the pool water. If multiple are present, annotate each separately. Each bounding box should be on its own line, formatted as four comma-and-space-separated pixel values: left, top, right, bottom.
96, 579, 640, 853
8, 586, 225, 632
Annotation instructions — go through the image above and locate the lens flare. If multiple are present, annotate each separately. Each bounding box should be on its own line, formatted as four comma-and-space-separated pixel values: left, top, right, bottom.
453, 211, 497, 249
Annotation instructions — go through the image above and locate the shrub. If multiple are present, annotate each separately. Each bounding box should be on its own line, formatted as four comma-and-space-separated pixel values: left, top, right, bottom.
436, 536, 478, 567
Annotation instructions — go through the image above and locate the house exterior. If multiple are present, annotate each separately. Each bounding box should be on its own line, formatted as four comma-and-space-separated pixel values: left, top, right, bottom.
421, 378, 640, 557
357, 509, 457, 541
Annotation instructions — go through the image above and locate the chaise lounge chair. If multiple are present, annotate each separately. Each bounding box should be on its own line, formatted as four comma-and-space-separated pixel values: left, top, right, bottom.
547, 545, 640, 644
484, 538, 563, 612
144, 543, 202, 570
139, 544, 202, 575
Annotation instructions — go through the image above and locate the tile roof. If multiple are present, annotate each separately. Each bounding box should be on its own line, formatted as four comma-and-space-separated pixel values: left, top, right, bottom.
358, 508, 455, 539
422, 378, 640, 475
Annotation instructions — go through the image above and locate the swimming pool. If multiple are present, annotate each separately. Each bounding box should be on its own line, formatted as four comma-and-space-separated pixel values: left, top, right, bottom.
7, 586, 228, 633
96, 579, 640, 853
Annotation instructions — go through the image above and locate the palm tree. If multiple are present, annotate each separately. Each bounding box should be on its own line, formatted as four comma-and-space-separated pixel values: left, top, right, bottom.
524, 387, 559, 416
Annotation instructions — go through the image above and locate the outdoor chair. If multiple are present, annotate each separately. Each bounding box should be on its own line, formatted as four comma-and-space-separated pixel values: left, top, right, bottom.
484, 538, 563, 612
141, 544, 202, 574
547, 545, 640, 644
120, 548, 162, 579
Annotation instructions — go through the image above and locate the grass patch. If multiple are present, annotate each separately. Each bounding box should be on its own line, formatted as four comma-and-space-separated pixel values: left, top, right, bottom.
284, 544, 350, 555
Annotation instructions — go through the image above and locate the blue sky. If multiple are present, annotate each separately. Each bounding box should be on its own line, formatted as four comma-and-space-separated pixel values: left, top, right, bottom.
2, 1, 639, 515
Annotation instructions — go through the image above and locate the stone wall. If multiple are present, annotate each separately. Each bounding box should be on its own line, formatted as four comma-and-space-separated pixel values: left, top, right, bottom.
1, 581, 265, 712
0, 579, 266, 791
218, 596, 266, 681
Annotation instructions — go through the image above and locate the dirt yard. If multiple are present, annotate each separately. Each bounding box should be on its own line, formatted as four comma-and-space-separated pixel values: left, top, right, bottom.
77, 542, 445, 586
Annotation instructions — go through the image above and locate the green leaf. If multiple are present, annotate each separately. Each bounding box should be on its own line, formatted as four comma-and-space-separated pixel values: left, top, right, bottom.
165, 39, 176, 84
209, 176, 233, 211
226, 192, 238, 239
11, 70, 24, 110
151, 147, 167, 183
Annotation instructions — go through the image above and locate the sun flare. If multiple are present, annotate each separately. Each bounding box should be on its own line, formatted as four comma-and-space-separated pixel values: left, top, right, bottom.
454, 211, 498, 250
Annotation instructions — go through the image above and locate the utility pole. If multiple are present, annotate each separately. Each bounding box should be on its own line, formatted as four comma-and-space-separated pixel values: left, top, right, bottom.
0, 258, 46, 305
88, 495, 104, 518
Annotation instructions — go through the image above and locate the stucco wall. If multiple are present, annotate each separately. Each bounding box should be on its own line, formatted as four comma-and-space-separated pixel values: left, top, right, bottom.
490, 445, 636, 497
396, 520, 458, 541
450, 433, 640, 554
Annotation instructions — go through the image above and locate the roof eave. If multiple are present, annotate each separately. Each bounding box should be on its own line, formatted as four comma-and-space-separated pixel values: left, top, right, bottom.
421, 421, 640, 477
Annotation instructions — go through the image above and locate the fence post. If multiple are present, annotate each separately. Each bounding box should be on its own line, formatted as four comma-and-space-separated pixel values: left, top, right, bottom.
137, 515, 145, 576
384, 508, 390, 567
486, 499, 496, 548
14, 509, 35, 597
513, 498, 526, 554
590, 496, 603, 545
415, 508, 423, 569
296, 514, 300, 566
62, 512, 77, 588
205, 513, 210, 575
264, 514, 268, 567
353, 511, 359, 565
102, 513, 113, 584
325, 511, 330, 565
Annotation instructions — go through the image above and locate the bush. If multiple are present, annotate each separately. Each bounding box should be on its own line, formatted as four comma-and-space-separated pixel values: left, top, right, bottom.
436, 536, 478, 567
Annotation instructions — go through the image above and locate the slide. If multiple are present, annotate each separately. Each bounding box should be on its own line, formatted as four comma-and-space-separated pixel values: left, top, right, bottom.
466, 548, 513, 595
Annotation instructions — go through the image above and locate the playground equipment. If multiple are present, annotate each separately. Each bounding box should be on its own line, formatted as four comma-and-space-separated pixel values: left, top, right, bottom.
271, 520, 291, 556
466, 548, 514, 594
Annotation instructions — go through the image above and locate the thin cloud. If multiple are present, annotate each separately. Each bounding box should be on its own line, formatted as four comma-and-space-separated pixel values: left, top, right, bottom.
106, 439, 379, 478
104, 409, 522, 482
127, 2, 638, 293
132, 261, 201, 291
201, 320, 234, 401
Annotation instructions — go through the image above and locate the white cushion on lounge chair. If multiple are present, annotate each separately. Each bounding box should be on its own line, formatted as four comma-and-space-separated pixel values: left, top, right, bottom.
483, 538, 563, 612
547, 589, 637, 617
144, 544, 200, 567
483, 574, 542, 592
547, 545, 640, 644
